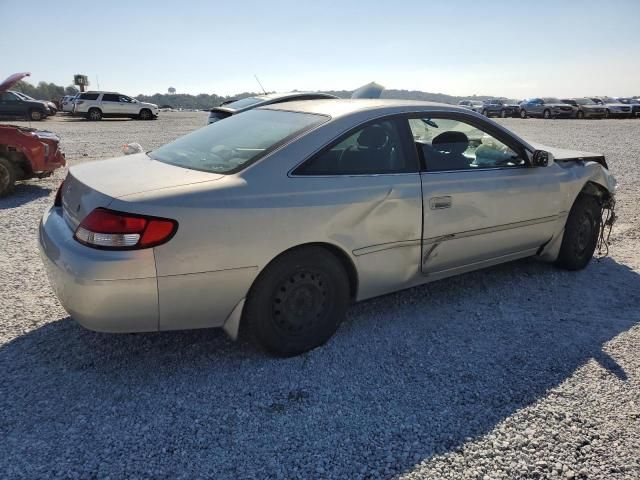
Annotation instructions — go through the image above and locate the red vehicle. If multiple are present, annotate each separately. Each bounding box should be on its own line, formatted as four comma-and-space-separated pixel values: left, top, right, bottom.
0, 73, 66, 196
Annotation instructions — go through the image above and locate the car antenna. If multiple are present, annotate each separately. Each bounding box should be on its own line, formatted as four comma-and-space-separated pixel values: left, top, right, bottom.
254, 75, 267, 95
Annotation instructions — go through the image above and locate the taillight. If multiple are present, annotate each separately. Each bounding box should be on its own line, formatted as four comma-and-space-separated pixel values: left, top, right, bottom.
53, 180, 65, 207
74, 208, 177, 250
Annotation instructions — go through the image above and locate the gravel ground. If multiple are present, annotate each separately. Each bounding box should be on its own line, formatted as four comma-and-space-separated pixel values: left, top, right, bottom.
1, 113, 639, 479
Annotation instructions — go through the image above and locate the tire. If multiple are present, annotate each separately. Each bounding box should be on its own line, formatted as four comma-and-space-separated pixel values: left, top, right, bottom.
139, 108, 153, 120
482, 109, 488, 117
576, 110, 585, 119
29, 109, 44, 121
520, 109, 527, 119
543, 109, 551, 119
244, 246, 350, 356
87, 108, 102, 121
500, 109, 506, 118
555, 194, 602, 271
605, 109, 610, 119
0, 157, 17, 197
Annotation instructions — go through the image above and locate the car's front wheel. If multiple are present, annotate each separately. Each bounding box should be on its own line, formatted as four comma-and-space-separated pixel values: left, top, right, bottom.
543, 109, 552, 119
520, 109, 527, 119
576, 110, 585, 119
555, 194, 602, 271
28, 109, 44, 121
244, 246, 350, 356
482, 109, 488, 116
138, 108, 153, 120
0, 157, 17, 197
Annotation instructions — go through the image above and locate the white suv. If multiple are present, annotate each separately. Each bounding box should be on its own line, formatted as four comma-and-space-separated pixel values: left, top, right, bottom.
73, 91, 159, 120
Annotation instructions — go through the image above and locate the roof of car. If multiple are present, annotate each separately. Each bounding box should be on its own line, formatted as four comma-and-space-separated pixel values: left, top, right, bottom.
261, 98, 469, 118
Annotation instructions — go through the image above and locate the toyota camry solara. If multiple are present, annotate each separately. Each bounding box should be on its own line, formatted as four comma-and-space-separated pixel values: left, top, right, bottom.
39, 99, 616, 356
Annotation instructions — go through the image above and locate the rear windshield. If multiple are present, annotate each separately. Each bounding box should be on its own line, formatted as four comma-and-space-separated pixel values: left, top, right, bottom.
149, 109, 327, 173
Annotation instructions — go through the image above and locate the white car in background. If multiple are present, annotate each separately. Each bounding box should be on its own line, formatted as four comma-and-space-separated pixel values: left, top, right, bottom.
73, 91, 159, 121
61, 94, 78, 113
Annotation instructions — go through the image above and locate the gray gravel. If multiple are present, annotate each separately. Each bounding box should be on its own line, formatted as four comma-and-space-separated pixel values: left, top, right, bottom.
1, 113, 639, 479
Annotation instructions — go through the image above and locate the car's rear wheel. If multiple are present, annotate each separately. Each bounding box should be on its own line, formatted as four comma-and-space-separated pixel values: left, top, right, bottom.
500, 109, 507, 118
139, 108, 153, 120
28, 109, 43, 121
520, 109, 527, 119
576, 110, 585, 119
555, 194, 602, 271
244, 246, 350, 356
543, 109, 551, 119
605, 109, 610, 119
88, 108, 102, 121
0, 157, 17, 197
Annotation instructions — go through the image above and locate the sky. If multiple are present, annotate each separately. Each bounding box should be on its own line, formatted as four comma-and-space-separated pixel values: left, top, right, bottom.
1, 0, 639, 98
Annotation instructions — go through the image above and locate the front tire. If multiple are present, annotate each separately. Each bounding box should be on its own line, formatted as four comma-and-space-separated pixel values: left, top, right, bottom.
139, 108, 153, 120
0, 157, 17, 197
555, 194, 602, 271
29, 109, 44, 121
576, 110, 585, 119
520, 109, 527, 119
244, 247, 350, 356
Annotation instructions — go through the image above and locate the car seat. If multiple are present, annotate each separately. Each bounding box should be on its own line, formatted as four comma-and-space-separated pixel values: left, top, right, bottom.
339, 125, 395, 173
428, 131, 470, 171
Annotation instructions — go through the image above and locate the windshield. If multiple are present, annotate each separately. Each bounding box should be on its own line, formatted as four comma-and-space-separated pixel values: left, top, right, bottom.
219, 96, 265, 110
149, 109, 327, 173
12, 91, 35, 101
575, 98, 595, 105
542, 97, 561, 103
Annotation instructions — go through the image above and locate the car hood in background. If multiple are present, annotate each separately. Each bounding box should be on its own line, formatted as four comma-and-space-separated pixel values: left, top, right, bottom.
0, 72, 30, 93
69, 153, 224, 199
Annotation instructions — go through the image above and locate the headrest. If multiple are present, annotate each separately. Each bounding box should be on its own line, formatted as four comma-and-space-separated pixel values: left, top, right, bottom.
357, 125, 388, 149
432, 131, 469, 155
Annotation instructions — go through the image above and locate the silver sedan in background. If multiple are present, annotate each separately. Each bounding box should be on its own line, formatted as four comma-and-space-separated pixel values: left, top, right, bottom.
39, 99, 616, 356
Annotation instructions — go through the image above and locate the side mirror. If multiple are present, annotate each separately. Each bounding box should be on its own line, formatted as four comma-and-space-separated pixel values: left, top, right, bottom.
532, 150, 551, 167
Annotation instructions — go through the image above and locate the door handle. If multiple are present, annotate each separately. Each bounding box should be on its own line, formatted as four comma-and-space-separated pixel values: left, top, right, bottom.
429, 196, 452, 209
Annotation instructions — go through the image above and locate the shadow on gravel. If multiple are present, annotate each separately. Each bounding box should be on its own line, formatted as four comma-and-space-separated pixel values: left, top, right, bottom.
1, 258, 639, 479
0, 183, 51, 209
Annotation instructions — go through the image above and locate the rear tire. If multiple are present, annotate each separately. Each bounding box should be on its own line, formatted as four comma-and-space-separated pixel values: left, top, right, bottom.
482, 109, 488, 117
0, 157, 17, 197
87, 108, 102, 121
555, 194, 602, 271
520, 109, 527, 119
244, 247, 350, 356
543, 109, 551, 119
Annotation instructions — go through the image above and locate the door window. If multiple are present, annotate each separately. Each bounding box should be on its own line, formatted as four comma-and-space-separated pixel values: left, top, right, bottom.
294, 119, 416, 175
408, 117, 524, 172
101, 93, 119, 102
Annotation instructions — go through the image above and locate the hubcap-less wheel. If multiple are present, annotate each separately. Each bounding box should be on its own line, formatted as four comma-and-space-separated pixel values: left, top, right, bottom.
271, 270, 329, 335
574, 213, 593, 255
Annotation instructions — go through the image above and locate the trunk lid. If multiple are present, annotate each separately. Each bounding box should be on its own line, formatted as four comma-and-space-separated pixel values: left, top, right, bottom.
62, 153, 224, 229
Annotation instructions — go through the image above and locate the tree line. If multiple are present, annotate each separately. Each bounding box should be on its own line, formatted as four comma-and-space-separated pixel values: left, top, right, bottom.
10, 80, 502, 109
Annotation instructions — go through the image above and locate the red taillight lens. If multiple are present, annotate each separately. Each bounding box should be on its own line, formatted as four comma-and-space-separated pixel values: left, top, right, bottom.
74, 208, 177, 250
53, 180, 65, 207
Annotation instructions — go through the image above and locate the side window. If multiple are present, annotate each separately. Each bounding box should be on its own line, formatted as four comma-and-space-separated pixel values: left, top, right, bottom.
294, 119, 416, 175
80, 93, 99, 100
408, 117, 524, 172
102, 93, 119, 102
119, 95, 132, 103
1, 92, 19, 101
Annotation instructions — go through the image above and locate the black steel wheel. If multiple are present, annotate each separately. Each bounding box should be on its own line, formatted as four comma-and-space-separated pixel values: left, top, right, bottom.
244, 246, 350, 356
556, 194, 602, 270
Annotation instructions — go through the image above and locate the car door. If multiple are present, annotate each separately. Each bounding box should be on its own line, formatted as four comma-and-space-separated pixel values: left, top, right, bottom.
99, 93, 120, 115
406, 113, 563, 276
118, 95, 137, 115
0, 92, 24, 116
291, 117, 423, 299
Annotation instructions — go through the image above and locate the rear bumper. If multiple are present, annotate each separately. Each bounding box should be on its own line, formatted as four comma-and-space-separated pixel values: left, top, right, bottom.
38, 207, 159, 332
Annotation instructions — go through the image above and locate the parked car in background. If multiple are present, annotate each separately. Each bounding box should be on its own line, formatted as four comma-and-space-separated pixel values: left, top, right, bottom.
560, 98, 606, 119
73, 91, 159, 120
207, 92, 338, 124
519, 98, 576, 119
616, 97, 640, 117
457, 100, 484, 112
479, 99, 520, 118
12, 91, 57, 115
61, 94, 78, 113
40, 99, 615, 356
590, 97, 632, 118
0, 73, 65, 195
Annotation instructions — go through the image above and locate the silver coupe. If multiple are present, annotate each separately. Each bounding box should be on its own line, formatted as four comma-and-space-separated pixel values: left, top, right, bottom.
39, 99, 616, 356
